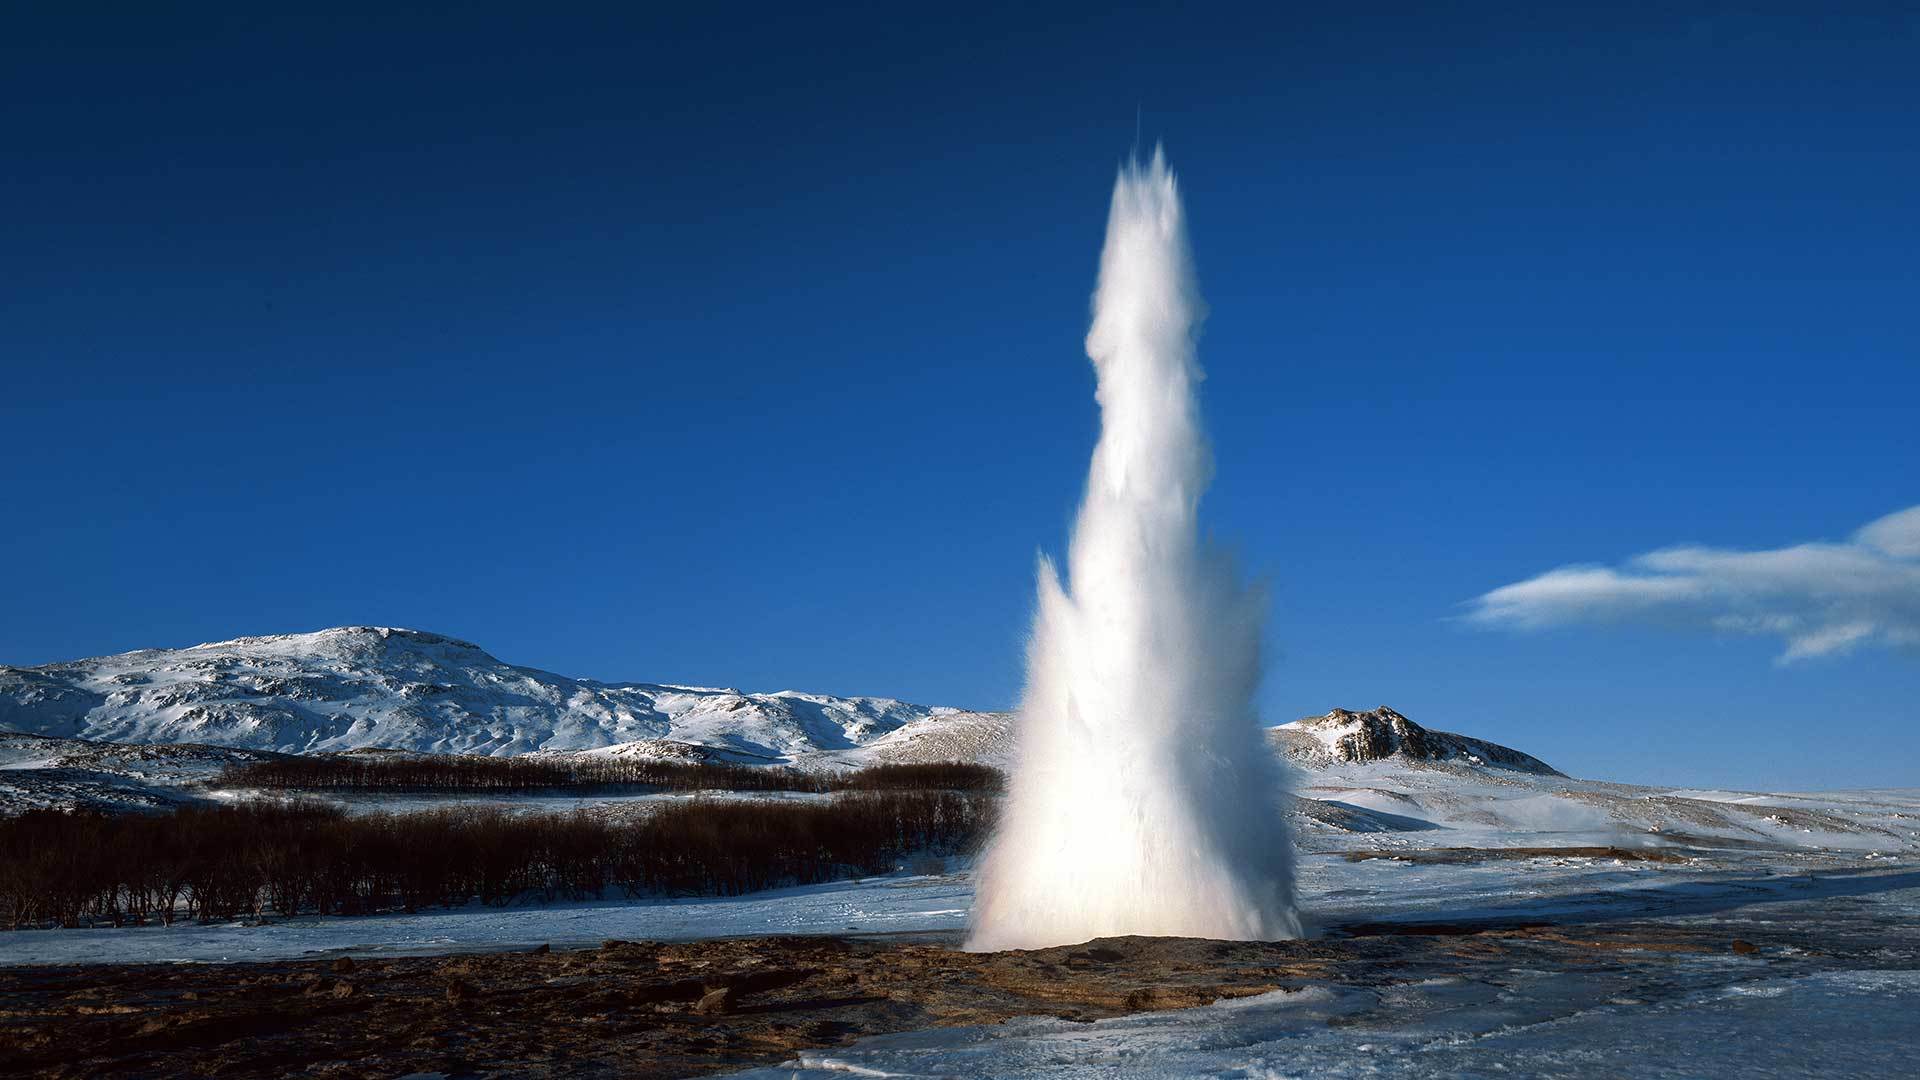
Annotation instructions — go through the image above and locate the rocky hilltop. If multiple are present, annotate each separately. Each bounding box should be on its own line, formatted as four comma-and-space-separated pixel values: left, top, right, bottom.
1270, 706, 1561, 776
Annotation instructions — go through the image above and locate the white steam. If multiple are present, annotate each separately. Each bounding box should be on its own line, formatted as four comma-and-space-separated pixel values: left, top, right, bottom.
967, 149, 1299, 952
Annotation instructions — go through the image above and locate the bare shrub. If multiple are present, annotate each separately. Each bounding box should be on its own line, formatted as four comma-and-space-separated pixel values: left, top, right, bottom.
218, 756, 1004, 795
830, 762, 1003, 793
0, 789, 996, 931
215, 755, 830, 794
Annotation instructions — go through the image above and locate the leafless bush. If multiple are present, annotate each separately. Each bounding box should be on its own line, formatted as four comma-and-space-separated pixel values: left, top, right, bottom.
829, 762, 1003, 792
0, 789, 995, 931
216, 755, 829, 793
218, 756, 1004, 795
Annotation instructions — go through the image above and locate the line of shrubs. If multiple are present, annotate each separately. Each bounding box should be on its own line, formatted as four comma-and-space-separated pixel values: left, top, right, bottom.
0, 788, 995, 931
216, 755, 1003, 795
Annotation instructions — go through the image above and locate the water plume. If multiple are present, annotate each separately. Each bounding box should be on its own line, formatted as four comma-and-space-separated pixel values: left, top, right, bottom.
968, 148, 1299, 951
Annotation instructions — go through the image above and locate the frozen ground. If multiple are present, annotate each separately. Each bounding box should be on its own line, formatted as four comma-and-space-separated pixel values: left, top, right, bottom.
4, 827, 1913, 966
4, 775, 1915, 967
11, 844, 1912, 1077
6, 704, 1917, 1079
0, 871, 972, 966
734, 966, 1920, 1079
719, 841, 1920, 1078
4, 785, 1916, 1077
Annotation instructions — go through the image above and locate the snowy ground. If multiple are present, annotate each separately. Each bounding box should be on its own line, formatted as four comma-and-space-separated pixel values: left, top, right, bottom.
5, 775, 1916, 1076
8, 843, 1913, 1077
5, 776, 1915, 968
734, 966, 1920, 1079
0, 872, 972, 966
4, 831, 1912, 966
722, 844, 1920, 1078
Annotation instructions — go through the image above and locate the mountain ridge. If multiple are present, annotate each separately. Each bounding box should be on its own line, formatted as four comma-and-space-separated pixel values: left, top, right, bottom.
3, 627, 1549, 779
0, 626, 957, 762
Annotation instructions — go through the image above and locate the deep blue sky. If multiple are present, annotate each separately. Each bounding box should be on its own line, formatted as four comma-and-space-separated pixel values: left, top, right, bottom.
4, 4, 1916, 789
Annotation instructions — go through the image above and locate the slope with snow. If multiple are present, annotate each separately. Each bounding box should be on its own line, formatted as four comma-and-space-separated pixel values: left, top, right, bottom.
0, 732, 287, 814
1292, 758, 1920, 852
0, 627, 952, 761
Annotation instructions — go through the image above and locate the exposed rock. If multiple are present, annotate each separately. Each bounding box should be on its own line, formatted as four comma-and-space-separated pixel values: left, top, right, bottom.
1271, 706, 1561, 776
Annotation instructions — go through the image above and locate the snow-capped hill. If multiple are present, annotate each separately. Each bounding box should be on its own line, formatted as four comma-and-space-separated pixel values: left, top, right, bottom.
0, 627, 946, 761
810, 709, 1015, 769
183, 626, 496, 663
1271, 706, 1562, 776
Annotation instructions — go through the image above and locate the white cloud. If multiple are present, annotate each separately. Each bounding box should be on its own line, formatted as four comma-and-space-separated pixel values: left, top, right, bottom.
1467, 505, 1920, 662
1857, 505, 1920, 559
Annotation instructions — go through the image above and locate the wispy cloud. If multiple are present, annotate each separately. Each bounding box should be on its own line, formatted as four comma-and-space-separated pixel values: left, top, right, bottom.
1467, 505, 1920, 662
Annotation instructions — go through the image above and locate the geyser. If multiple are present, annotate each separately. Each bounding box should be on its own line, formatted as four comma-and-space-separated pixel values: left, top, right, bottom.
968, 149, 1299, 952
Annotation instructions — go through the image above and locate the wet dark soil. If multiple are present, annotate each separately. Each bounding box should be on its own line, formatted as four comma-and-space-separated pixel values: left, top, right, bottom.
0, 918, 1846, 1079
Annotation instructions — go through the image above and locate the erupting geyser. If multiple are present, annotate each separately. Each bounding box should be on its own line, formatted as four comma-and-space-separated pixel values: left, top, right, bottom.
968, 149, 1300, 951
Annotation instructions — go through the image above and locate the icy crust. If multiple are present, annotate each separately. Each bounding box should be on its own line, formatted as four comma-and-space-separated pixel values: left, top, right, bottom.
0, 626, 948, 761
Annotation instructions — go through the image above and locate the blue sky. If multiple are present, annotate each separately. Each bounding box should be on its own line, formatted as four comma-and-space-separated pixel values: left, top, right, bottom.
3, 4, 1915, 789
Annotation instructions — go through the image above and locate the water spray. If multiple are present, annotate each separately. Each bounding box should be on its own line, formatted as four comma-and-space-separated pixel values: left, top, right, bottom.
968, 148, 1299, 951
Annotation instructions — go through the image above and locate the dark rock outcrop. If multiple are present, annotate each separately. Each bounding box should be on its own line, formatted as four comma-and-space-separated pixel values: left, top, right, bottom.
1270, 706, 1561, 776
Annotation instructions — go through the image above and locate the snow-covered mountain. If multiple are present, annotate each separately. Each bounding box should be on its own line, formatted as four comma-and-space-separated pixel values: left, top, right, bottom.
0, 627, 1561, 779
0, 627, 971, 762
5, 630, 1915, 856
